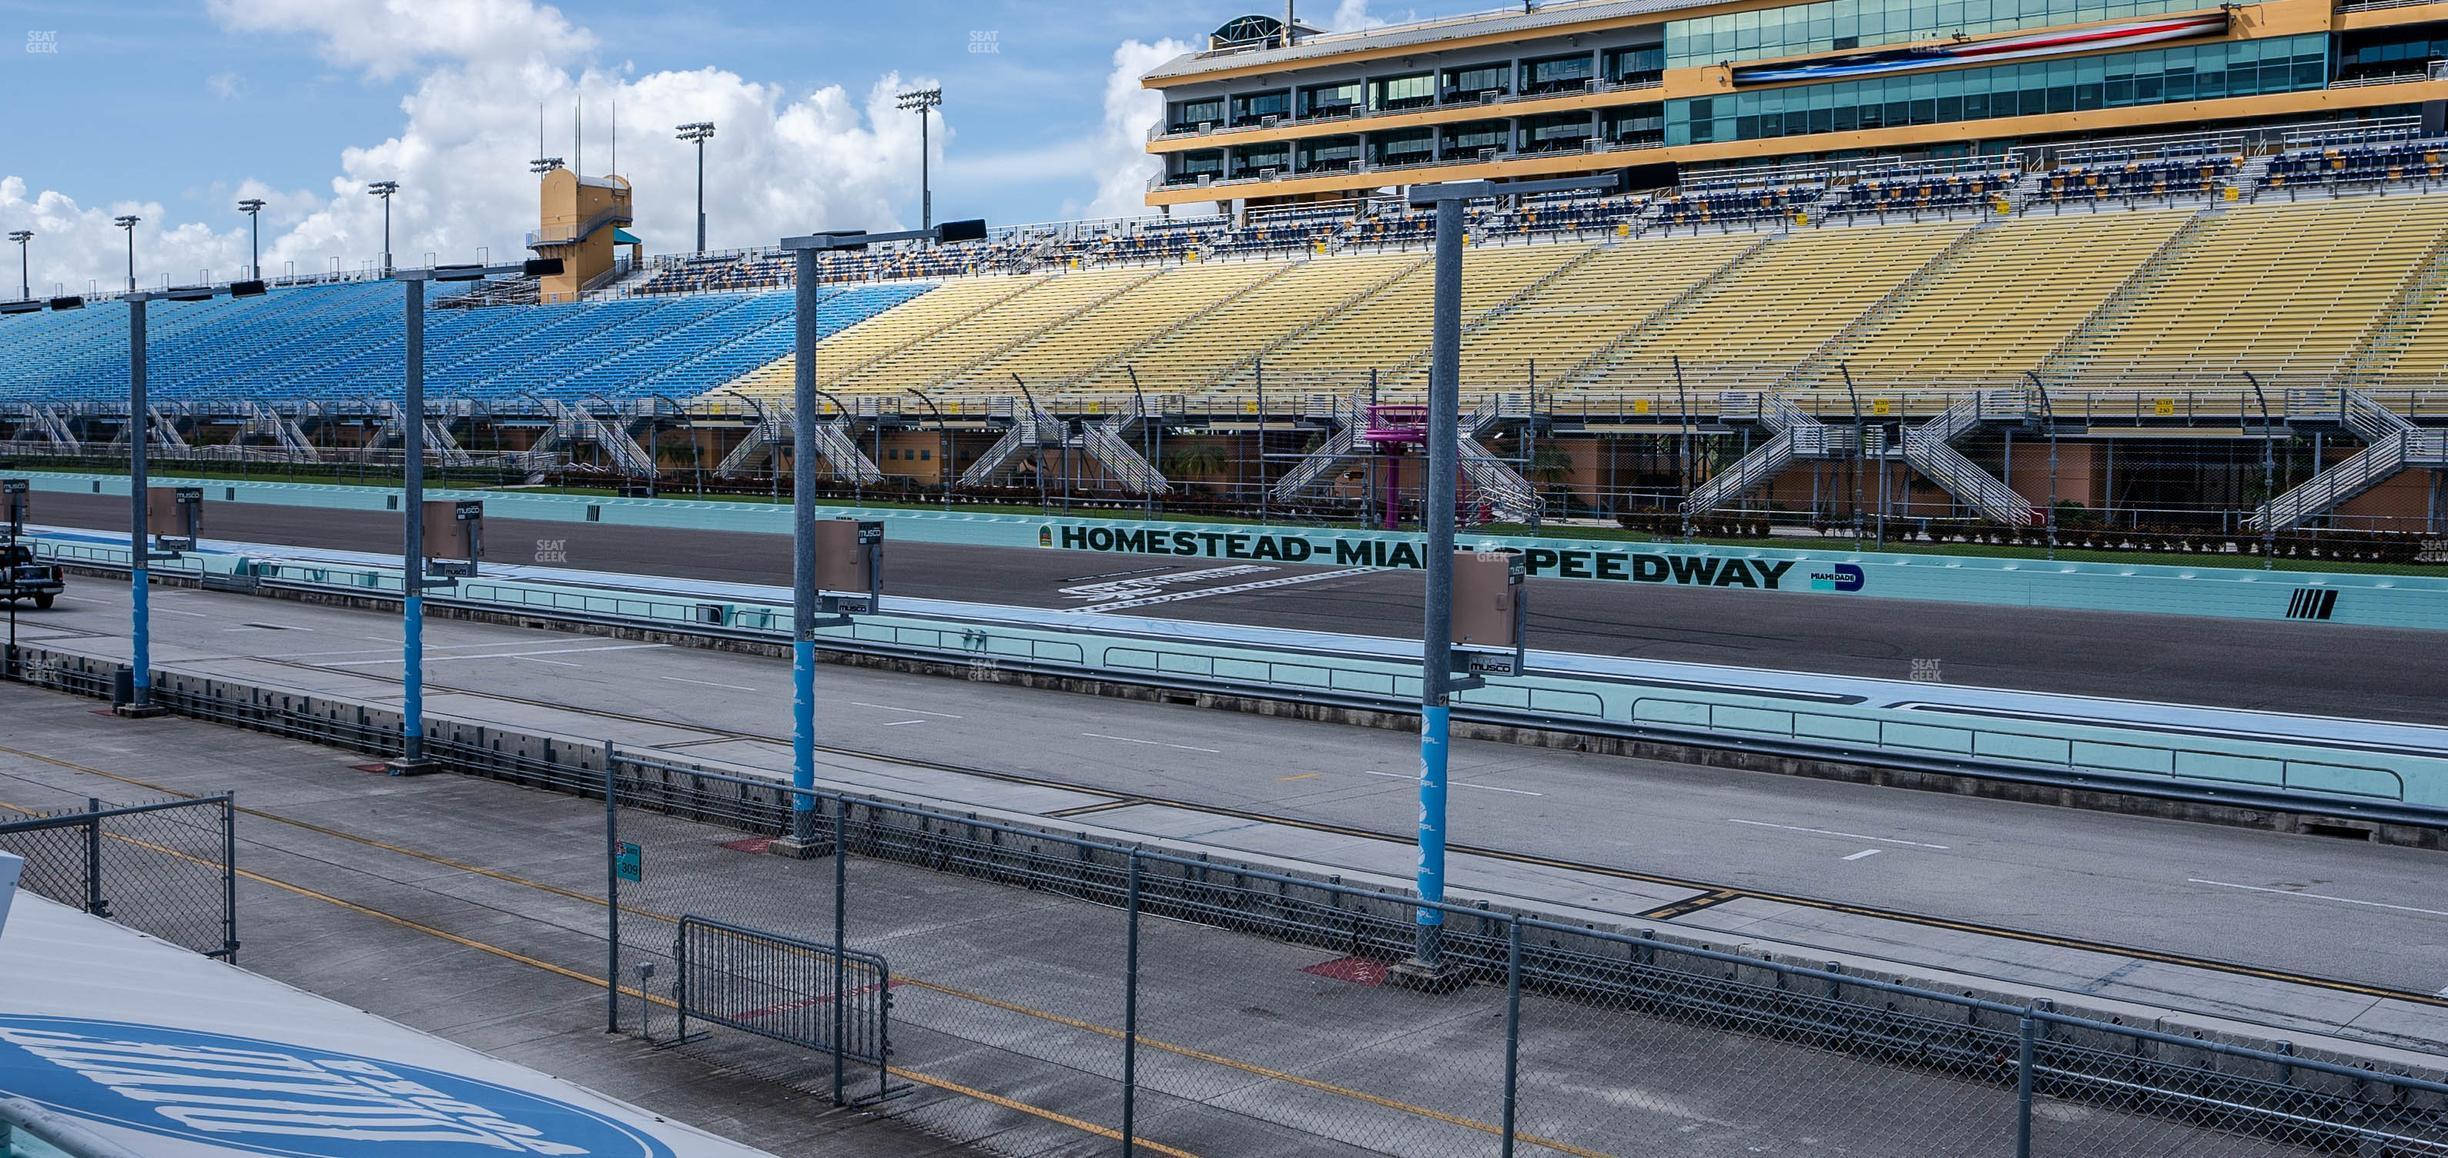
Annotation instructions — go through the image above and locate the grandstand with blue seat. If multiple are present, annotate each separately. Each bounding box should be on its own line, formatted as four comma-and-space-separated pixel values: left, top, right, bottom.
0, 280, 921, 405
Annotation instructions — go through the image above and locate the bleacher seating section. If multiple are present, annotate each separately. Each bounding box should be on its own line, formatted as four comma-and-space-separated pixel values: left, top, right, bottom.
16, 128, 2448, 417
2260, 141, 2448, 196
2033, 154, 2236, 206
0, 280, 923, 404
1651, 184, 1820, 229
2070, 194, 2448, 381
1828, 170, 2013, 216
1807, 209, 2194, 385
1590, 220, 1976, 386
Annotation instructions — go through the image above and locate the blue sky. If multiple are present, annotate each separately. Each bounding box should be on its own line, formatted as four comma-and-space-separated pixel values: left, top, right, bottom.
0, 0, 1468, 293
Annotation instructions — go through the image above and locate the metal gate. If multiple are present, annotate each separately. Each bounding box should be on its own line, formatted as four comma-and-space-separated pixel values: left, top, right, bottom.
672, 915, 897, 1105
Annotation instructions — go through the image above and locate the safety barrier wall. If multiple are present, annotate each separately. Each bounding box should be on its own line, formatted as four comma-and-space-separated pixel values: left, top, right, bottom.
22, 470, 2448, 630
36, 534, 2448, 826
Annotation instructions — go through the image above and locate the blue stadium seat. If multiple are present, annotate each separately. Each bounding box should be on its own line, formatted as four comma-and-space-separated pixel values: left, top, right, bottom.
0, 280, 931, 405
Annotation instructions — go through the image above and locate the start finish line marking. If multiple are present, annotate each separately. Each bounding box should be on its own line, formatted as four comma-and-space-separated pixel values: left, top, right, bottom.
1070, 568, 1375, 612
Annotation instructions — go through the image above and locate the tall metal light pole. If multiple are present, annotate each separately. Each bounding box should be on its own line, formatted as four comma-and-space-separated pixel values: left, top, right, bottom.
895, 88, 943, 231
367, 181, 399, 277
7, 232, 29, 300
383, 257, 559, 771
237, 199, 266, 281
113, 216, 140, 293
777, 216, 985, 852
1399, 172, 1612, 981
676, 122, 715, 254
114, 279, 266, 716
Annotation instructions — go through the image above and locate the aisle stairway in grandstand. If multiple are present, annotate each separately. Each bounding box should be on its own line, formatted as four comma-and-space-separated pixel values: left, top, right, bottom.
1207, 243, 1588, 397
1070, 251, 1428, 395
2048, 194, 2448, 385
832, 266, 1157, 394
1575, 219, 1978, 389
943, 259, 1292, 394
1790, 209, 2194, 387
726, 276, 1040, 402
1398, 234, 1765, 393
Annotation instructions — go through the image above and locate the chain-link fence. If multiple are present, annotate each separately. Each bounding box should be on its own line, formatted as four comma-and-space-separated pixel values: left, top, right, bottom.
592, 749, 2448, 1157
0, 794, 237, 961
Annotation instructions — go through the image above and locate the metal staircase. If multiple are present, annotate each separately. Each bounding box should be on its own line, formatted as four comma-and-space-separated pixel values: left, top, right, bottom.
1265, 390, 1537, 520
798, 413, 885, 485
1682, 393, 1853, 515
1901, 393, 2036, 525
2249, 389, 2448, 530
715, 396, 786, 478
532, 400, 655, 477
18, 404, 78, 451
1075, 394, 1170, 496
241, 403, 319, 461
1267, 390, 1369, 502
424, 415, 473, 467
957, 401, 1047, 487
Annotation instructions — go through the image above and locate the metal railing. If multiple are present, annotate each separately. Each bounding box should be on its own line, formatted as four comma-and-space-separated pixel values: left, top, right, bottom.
672, 914, 897, 1105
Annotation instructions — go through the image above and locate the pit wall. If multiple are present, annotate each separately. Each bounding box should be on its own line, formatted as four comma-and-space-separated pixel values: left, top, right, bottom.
22, 471, 2448, 631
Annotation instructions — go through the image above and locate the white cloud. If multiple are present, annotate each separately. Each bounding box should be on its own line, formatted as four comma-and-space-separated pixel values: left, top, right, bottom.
1083, 38, 1191, 220
204, 0, 594, 82
206, 71, 246, 100
7, 0, 952, 293
1325, 0, 1393, 32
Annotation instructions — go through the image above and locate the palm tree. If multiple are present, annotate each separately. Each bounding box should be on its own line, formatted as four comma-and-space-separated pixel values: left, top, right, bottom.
1163, 442, 1229, 480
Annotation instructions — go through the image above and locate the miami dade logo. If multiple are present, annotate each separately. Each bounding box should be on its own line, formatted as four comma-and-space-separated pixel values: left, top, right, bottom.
0, 1016, 677, 1156
1809, 563, 1866, 593
1038, 525, 1053, 548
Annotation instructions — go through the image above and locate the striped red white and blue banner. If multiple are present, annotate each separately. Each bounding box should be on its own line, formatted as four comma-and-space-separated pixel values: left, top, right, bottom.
1730, 12, 2232, 86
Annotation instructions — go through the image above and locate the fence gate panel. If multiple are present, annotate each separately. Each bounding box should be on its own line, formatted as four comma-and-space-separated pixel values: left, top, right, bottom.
673, 914, 896, 1104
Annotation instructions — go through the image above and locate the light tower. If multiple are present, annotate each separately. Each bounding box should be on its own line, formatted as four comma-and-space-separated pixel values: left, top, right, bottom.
112, 216, 140, 292
675, 121, 715, 254
366, 181, 400, 276
236, 199, 266, 281
6, 231, 28, 300
895, 88, 942, 231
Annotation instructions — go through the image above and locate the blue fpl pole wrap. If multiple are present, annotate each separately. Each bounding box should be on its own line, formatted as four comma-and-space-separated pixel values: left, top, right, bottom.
1415, 704, 1451, 929
127, 296, 150, 707
789, 247, 821, 840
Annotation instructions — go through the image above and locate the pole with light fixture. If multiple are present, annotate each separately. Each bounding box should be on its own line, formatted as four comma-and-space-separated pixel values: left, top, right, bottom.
110, 277, 270, 716
675, 122, 715, 254
1393, 171, 1615, 986
7, 231, 28, 300
894, 88, 943, 231
772, 216, 985, 855
113, 216, 140, 293
366, 181, 399, 277
381, 257, 563, 771
236, 200, 267, 281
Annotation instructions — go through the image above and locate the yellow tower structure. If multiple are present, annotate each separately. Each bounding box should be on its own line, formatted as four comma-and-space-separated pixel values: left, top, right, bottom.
532, 168, 634, 303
